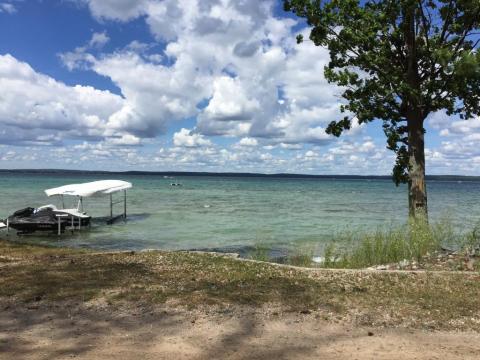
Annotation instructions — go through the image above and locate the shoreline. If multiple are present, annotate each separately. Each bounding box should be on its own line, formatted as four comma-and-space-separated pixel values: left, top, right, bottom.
2, 239, 480, 359
1, 239, 480, 330
4, 235, 476, 273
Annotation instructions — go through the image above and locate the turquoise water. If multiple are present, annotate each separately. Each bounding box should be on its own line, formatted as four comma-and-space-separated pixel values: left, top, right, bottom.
1, 173, 480, 255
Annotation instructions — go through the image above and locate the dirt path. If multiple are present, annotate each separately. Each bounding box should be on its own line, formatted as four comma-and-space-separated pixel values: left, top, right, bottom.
1, 304, 479, 360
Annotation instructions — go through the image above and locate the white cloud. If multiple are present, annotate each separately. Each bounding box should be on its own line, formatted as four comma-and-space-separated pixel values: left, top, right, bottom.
66, 0, 345, 147
12, 0, 478, 174
238, 137, 258, 147
280, 143, 303, 150
105, 134, 141, 146
91, 51, 210, 137
0, 54, 127, 145
59, 31, 110, 71
0, 3, 16, 14
203, 76, 260, 122
89, 31, 110, 48
80, 0, 149, 22
173, 128, 212, 147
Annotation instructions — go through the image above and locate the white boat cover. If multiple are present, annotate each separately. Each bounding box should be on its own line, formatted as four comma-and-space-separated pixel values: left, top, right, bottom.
45, 180, 132, 198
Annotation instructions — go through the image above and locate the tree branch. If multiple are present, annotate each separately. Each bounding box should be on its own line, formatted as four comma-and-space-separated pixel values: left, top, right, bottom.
439, 0, 454, 46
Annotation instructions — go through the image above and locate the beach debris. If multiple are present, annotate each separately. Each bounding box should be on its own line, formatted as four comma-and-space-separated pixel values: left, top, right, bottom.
361, 249, 479, 272
465, 258, 475, 271
367, 265, 388, 270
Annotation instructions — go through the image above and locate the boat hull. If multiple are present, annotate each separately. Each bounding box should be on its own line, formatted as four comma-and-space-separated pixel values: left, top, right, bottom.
6, 207, 91, 234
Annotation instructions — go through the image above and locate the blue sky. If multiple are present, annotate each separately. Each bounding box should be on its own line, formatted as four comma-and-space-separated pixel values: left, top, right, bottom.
0, 0, 477, 174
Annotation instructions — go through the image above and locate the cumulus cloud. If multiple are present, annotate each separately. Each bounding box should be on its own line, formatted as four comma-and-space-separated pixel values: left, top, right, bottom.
79, 0, 149, 22
202, 76, 261, 122
63, 0, 346, 147
92, 51, 210, 137
173, 128, 212, 147
238, 137, 258, 147
0, 54, 128, 145
59, 31, 109, 71
7, 0, 455, 174
105, 134, 141, 146
89, 31, 110, 48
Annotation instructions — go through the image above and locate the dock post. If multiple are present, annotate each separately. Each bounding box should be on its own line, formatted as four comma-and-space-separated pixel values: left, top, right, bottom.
56, 214, 68, 235
124, 190, 127, 220
6, 218, 9, 234
110, 194, 113, 220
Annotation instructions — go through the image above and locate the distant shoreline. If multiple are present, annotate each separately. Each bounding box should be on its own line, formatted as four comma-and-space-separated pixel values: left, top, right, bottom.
1, 168, 479, 182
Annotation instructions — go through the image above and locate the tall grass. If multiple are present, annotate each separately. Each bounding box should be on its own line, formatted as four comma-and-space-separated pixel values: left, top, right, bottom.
322, 218, 450, 269
249, 218, 480, 269
461, 223, 480, 256
250, 244, 270, 262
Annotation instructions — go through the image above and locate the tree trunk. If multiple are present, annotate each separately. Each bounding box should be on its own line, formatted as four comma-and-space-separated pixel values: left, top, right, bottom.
407, 117, 428, 219
404, 3, 428, 220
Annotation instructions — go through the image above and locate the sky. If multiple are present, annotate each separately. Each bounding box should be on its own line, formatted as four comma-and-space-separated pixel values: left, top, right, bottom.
0, 0, 477, 175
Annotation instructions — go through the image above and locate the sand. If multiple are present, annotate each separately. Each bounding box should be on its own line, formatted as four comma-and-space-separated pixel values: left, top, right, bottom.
1, 303, 479, 360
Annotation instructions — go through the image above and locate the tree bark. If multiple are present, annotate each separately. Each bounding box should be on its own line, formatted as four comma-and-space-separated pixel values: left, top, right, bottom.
407, 117, 428, 219
404, 3, 428, 220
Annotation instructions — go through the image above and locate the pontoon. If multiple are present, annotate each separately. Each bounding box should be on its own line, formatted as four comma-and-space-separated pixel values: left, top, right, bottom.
3, 180, 132, 235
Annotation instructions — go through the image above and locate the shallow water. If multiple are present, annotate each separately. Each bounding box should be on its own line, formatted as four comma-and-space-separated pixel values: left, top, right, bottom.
0, 173, 479, 255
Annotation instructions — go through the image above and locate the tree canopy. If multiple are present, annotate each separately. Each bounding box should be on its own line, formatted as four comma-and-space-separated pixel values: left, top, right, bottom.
284, 0, 480, 187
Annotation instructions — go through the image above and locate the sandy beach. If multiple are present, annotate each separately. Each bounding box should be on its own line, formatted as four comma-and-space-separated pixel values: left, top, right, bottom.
2, 302, 480, 360
0, 304, 480, 359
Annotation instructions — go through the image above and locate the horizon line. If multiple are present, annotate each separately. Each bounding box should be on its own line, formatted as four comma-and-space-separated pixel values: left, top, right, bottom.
0, 168, 479, 179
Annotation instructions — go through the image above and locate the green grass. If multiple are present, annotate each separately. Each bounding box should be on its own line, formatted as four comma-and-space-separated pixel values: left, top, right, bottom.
250, 243, 314, 267
250, 244, 270, 262
1, 240, 480, 330
323, 219, 480, 269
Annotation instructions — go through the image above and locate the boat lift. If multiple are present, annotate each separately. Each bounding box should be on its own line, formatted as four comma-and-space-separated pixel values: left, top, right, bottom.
45, 180, 132, 233
2, 180, 132, 236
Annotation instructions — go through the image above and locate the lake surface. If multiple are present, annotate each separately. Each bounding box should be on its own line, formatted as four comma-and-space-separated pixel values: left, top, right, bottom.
1, 172, 479, 256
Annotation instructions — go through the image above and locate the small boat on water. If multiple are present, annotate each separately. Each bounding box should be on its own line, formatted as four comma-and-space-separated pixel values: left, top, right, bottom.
2, 180, 132, 235
170, 177, 182, 186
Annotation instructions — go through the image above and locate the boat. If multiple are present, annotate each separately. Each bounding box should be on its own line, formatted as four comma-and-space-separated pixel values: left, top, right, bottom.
3, 180, 132, 235
170, 177, 182, 186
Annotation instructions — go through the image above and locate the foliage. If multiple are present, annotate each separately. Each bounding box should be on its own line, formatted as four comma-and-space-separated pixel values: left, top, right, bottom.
462, 222, 480, 256
322, 219, 480, 268
286, 249, 314, 266
250, 244, 271, 262
323, 218, 443, 268
284, 0, 480, 185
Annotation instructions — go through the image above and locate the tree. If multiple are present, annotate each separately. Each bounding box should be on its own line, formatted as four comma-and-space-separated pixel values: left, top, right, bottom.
284, 0, 480, 218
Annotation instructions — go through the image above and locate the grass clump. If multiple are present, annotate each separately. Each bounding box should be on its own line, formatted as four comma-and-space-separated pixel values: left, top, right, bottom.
249, 243, 314, 267
323, 218, 444, 269
250, 244, 270, 262
286, 250, 314, 267
461, 223, 480, 256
